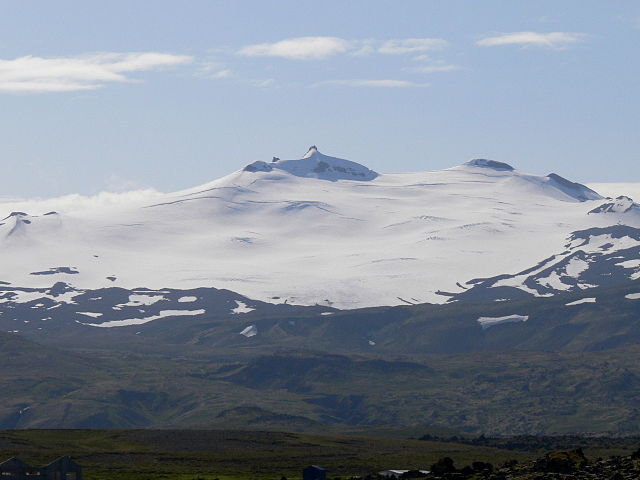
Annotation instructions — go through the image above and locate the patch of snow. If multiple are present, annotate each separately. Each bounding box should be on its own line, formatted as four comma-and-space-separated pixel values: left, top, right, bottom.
617, 259, 640, 269
51, 291, 82, 304
82, 309, 206, 328
625, 293, 640, 300
116, 294, 166, 307
177, 296, 198, 303
239, 324, 258, 337
565, 257, 589, 278
565, 297, 596, 306
231, 300, 255, 314
4, 289, 81, 304
477, 314, 529, 329
76, 311, 103, 318
320, 312, 334, 316
368, 340, 376, 346
537, 271, 571, 291
568, 234, 640, 253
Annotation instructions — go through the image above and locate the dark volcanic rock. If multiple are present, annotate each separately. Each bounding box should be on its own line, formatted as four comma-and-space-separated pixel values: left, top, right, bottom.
434, 447, 640, 479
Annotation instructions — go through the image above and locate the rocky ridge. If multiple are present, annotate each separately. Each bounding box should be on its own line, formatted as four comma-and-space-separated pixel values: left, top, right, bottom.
423, 447, 640, 479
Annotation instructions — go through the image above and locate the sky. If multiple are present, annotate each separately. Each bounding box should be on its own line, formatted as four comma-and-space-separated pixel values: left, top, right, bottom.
1, 0, 639, 198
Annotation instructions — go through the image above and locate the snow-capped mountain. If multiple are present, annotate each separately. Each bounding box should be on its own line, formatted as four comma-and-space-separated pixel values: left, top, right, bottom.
1, 146, 639, 328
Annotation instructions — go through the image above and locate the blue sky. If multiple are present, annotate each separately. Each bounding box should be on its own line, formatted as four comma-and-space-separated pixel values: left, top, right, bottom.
1, 0, 639, 197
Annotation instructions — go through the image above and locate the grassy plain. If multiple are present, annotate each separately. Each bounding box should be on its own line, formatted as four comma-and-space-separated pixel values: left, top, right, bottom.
2, 429, 639, 480
0, 429, 539, 480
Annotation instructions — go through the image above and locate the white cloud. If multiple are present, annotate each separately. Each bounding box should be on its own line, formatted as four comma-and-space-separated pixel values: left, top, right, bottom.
378, 38, 448, 55
476, 32, 587, 48
0, 52, 193, 93
316, 79, 428, 88
238, 36, 350, 60
104, 174, 148, 193
0, 189, 162, 216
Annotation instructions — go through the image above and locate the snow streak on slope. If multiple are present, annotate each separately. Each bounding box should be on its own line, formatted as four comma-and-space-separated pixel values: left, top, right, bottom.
0, 147, 637, 309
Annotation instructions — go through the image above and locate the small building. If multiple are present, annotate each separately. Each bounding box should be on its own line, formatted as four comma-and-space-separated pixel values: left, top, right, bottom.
378, 470, 430, 478
303, 465, 326, 480
41, 457, 83, 480
0, 458, 33, 480
0, 457, 82, 480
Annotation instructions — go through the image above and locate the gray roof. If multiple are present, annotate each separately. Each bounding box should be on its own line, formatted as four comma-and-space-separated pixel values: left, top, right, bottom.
0, 458, 32, 470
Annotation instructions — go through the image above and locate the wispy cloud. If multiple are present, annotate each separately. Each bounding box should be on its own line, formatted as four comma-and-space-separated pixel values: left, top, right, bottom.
197, 61, 233, 79
315, 79, 428, 88
476, 32, 587, 48
209, 69, 232, 79
237, 36, 449, 60
238, 36, 349, 60
410, 56, 462, 73
378, 38, 448, 55
0, 52, 193, 93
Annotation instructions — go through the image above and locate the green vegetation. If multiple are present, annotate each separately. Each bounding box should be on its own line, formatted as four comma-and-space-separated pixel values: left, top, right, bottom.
5, 342, 640, 434
2, 281, 640, 434
0, 430, 535, 480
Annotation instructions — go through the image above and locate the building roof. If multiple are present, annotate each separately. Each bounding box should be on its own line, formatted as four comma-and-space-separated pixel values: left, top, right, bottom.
0, 458, 32, 470
42, 456, 82, 471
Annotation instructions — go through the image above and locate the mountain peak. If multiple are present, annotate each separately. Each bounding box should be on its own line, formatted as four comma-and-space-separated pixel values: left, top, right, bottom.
464, 159, 515, 171
546, 173, 602, 202
589, 196, 639, 214
302, 145, 319, 158
243, 147, 378, 182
